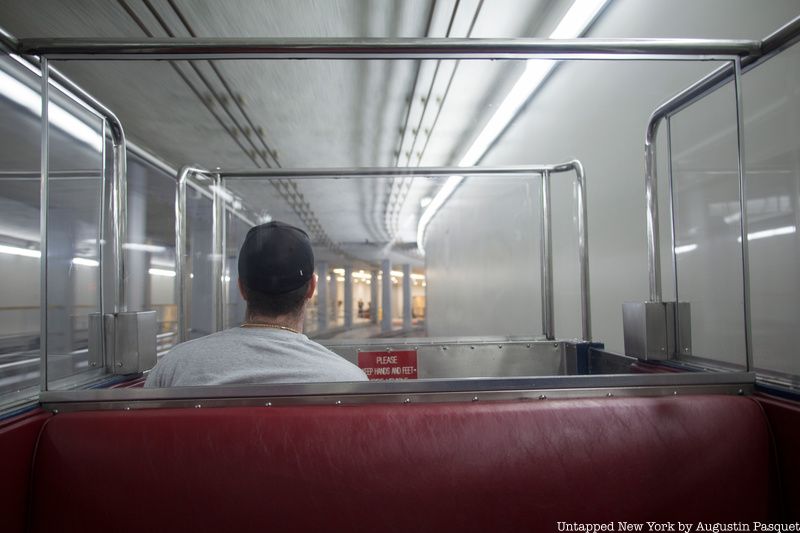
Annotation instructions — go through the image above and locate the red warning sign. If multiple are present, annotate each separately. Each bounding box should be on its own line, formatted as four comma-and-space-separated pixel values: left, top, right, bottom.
358, 350, 418, 380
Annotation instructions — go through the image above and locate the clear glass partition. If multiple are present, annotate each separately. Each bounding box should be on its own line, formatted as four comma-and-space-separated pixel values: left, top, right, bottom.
670, 83, 746, 368
0, 55, 106, 399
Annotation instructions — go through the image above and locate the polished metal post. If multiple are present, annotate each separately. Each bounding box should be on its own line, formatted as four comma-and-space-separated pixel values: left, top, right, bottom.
733, 58, 753, 372
571, 161, 592, 341
666, 116, 682, 348
39, 57, 49, 391
98, 120, 107, 363
645, 119, 662, 302
212, 174, 225, 332
175, 167, 189, 342
111, 132, 127, 313
540, 170, 554, 340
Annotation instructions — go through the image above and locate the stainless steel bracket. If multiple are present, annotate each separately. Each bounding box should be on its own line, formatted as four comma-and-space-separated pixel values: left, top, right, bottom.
89, 311, 158, 374
622, 301, 691, 360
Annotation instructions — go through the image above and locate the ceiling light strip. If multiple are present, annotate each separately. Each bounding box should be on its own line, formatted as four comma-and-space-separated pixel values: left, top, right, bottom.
415, 0, 610, 254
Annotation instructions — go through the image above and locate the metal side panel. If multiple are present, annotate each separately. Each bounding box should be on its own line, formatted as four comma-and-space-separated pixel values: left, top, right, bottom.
322, 337, 569, 378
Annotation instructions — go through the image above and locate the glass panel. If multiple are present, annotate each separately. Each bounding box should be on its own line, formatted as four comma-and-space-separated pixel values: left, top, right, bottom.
185, 180, 215, 340
45, 84, 105, 389
0, 56, 43, 403
125, 155, 179, 354
742, 41, 800, 383
670, 83, 746, 368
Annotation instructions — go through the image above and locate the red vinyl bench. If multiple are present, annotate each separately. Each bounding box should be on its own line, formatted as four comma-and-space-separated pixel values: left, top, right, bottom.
3, 394, 781, 532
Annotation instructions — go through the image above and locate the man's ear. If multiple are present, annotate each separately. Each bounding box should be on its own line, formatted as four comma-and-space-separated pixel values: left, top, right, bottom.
306, 274, 317, 300
238, 278, 247, 300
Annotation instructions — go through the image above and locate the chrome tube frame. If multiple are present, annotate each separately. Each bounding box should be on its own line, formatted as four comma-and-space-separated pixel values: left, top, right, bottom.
733, 58, 753, 372
28, 60, 130, 313
188, 162, 591, 341
17, 37, 760, 61
212, 173, 225, 332
572, 161, 591, 341
540, 170, 554, 340
39, 57, 49, 392
175, 165, 213, 342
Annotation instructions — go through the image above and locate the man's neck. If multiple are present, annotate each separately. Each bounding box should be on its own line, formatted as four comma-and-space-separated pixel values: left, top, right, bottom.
244, 312, 304, 333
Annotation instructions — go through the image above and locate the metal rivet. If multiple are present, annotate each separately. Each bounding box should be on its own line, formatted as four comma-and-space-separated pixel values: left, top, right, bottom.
442, 346, 447, 350
116, 362, 123, 367
335, 400, 342, 406
553, 343, 559, 348
194, 404, 202, 409
538, 395, 547, 400
265, 402, 272, 407
737, 389, 744, 395
470, 346, 475, 350
526, 344, 531, 348
472, 396, 479, 402
90, 362, 96, 367
498, 345, 502, 349
403, 398, 411, 404
606, 392, 614, 397
124, 407, 131, 411
52, 409, 59, 414
673, 391, 678, 396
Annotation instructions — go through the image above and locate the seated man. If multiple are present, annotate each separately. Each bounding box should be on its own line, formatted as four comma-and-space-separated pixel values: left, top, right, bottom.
145, 221, 368, 387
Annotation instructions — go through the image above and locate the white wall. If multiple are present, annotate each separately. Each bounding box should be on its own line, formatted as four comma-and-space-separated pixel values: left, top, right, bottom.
425, 0, 800, 379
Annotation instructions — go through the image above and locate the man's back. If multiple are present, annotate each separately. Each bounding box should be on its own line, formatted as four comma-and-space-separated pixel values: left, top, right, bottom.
145, 327, 368, 387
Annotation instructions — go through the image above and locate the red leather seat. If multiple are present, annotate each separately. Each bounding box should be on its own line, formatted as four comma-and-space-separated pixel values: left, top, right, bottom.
27, 395, 772, 532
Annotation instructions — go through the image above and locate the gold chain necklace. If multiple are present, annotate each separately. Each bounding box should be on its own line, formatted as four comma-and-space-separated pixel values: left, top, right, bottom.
241, 322, 300, 334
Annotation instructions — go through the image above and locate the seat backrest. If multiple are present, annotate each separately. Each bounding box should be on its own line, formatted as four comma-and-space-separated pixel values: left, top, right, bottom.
29, 395, 772, 532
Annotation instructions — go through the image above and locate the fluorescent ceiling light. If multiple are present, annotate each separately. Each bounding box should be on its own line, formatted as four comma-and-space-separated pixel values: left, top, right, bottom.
737, 225, 796, 242
0, 244, 41, 258
149, 268, 176, 277
123, 243, 167, 253
674, 244, 697, 255
0, 68, 103, 152
416, 0, 609, 253
458, 60, 555, 168
416, 175, 463, 253
550, 0, 609, 38
72, 257, 99, 267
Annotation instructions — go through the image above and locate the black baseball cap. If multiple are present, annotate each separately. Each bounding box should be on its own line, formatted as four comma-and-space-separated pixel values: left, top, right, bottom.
238, 221, 314, 294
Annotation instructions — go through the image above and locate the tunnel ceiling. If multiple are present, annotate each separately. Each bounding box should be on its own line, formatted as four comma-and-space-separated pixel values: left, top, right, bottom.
0, 0, 568, 268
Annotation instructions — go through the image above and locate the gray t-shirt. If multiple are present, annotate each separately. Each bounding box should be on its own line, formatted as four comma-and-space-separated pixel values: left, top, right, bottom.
144, 327, 368, 387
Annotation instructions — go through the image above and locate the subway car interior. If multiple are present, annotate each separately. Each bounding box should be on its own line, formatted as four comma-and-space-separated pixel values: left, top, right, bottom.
1, 0, 800, 530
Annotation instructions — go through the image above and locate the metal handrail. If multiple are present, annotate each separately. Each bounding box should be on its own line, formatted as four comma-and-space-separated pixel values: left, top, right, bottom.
16, 37, 761, 61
